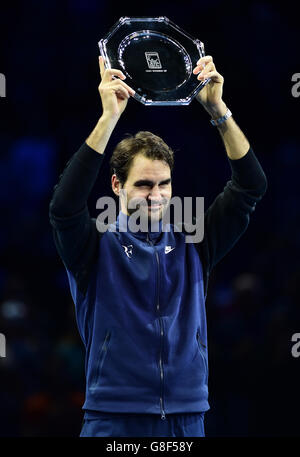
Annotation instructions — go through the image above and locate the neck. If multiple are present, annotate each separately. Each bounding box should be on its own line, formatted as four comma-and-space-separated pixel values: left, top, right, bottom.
118, 211, 163, 240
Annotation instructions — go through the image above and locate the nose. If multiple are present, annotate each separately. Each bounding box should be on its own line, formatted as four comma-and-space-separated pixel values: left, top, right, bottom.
148, 185, 162, 202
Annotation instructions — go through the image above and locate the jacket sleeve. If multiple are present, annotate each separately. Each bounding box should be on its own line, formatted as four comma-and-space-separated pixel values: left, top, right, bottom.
195, 147, 268, 295
49, 142, 105, 295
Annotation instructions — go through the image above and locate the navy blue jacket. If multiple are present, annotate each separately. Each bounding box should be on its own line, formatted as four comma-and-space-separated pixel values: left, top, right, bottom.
49, 142, 267, 419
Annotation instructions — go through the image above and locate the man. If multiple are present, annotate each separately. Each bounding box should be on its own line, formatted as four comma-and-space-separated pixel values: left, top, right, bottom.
49, 55, 267, 437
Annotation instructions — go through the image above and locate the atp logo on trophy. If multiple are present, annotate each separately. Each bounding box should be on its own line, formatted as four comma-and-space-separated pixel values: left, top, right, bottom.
145, 52, 162, 70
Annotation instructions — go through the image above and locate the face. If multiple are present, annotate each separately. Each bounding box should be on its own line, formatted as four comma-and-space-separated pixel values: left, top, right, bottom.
112, 153, 172, 224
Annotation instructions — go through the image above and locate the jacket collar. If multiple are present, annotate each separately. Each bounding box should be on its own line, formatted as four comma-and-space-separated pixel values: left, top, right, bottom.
116, 211, 163, 241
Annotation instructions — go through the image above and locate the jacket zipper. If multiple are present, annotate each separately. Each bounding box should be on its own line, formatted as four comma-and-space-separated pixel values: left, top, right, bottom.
147, 233, 166, 420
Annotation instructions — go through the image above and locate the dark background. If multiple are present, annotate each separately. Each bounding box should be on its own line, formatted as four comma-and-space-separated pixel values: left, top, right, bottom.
0, 1, 299, 436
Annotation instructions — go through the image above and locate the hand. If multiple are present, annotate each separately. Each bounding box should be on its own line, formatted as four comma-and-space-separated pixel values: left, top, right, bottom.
193, 56, 226, 117
98, 56, 135, 119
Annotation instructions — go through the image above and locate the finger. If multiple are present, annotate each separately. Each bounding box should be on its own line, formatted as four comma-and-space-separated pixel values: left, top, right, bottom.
102, 67, 127, 83
197, 55, 213, 66
108, 78, 135, 96
193, 55, 214, 73
99, 56, 105, 79
196, 61, 215, 79
112, 84, 130, 100
193, 60, 215, 75
105, 82, 131, 99
198, 70, 223, 83
193, 62, 216, 79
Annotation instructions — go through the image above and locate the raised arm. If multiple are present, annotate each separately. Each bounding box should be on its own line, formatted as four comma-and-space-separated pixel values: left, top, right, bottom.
194, 55, 250, 161
86, 56, 135, 153
49, 57, 134, 295
192, 56, 267, 295
197, 148, 267, 292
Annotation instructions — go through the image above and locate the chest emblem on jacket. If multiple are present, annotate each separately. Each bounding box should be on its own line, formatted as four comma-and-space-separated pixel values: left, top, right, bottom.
122, 244, 133, 258
165, 245, 175, 254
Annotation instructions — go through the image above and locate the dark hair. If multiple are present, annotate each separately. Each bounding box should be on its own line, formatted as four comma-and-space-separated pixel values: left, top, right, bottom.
110, 131, 174, 186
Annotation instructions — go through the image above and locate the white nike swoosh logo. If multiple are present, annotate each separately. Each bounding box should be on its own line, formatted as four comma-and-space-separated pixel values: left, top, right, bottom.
165, 246, 175, 254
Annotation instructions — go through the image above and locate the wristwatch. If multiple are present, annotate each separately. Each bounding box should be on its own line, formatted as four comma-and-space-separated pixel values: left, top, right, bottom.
210, 108, 232, 126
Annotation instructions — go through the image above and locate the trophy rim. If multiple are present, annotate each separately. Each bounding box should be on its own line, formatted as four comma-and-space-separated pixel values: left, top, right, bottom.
98, 17, 208, 106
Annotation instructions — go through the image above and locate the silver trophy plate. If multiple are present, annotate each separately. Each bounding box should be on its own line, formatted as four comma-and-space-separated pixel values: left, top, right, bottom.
98, 17, 210, 106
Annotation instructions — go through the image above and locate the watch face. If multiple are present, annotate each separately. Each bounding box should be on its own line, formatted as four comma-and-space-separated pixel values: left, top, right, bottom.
99, 17, 210, 106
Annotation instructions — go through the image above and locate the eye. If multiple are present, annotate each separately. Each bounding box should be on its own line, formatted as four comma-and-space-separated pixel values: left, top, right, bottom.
138, 184, 150, 188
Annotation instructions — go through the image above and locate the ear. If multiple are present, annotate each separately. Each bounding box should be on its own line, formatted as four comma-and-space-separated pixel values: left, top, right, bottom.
111, 174, 121, 196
